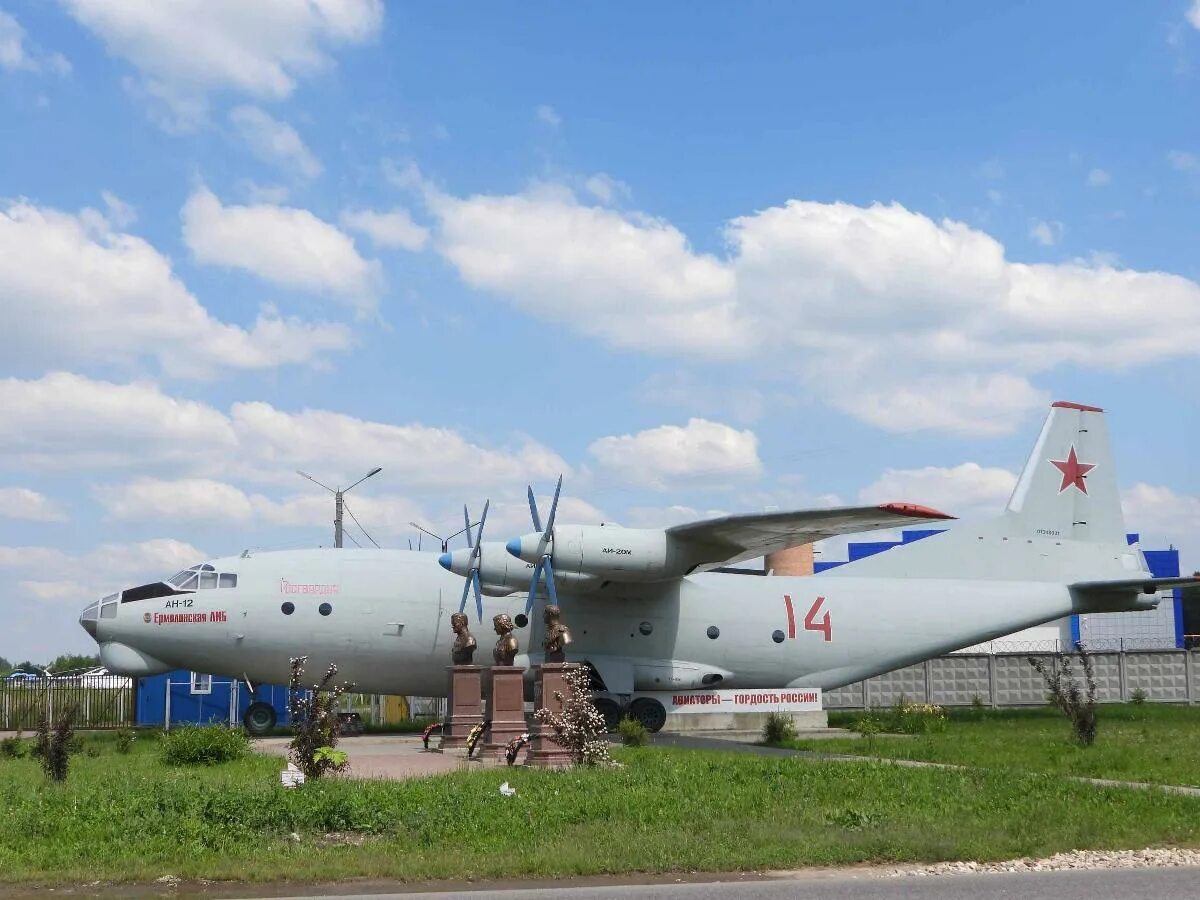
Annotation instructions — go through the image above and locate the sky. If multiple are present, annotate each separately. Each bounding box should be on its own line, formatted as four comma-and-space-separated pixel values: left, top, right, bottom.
1, 1, 1198, 663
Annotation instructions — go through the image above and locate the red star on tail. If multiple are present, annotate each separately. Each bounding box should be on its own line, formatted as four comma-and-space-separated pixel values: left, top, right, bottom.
1050, 446, 1095, 494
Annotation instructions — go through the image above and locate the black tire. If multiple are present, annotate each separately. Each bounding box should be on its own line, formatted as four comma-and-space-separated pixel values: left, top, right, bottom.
243, 701, 277, 736
592, 697, 622, 732
627, 697, 667, 733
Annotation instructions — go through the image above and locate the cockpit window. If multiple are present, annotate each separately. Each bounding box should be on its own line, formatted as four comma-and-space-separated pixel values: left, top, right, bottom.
219, 573, 237, 588
169, 571, 198, 590
198, 571, 218, 590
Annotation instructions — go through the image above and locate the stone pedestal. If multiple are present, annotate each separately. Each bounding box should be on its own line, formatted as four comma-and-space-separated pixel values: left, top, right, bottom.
484, 665, 527, 754
528, 662, 576, 768
441, 665, 483, 750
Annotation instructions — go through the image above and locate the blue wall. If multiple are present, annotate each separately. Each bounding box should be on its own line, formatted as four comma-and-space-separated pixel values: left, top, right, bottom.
136, 670, 292, 728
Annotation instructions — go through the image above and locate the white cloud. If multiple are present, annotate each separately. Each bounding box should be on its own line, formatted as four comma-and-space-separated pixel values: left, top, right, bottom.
182, 187, 380, 312
1168, 149, 1200, 173
624, 505, 728, 528
584, 173, 632, 205
0, 537, 206, 602
0, 10, 70, 75
423, 185, 1200, 436
1029, 219, 1064, 247
858, 462, 1018, 517
62, 0, 382, 128
100, 190, 137, 228
1189, 1, 1200, 29
1087, 167, 1111, 187
229, 105, 322, 180
536, 104, 562, 128
0, 373, 569, 496
587, 418, 761, 490
0, 200, 352, 377
339, 207, 429, 251
1122, 483, 1200, 570
0, 487, 68, 522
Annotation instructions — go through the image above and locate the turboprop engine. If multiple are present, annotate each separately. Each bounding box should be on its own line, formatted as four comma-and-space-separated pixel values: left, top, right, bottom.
439, 543, 601, 595
505, 524, 686, 583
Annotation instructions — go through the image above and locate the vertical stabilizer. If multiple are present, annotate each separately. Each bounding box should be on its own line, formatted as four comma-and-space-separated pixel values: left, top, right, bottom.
1004, 402, 1125, 544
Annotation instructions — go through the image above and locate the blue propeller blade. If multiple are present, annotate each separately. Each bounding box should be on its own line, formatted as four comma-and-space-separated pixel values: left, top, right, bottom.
543, 555, 559, 606
543, 474, 562, 537
526, 560, 542, 616
459, 568, 471, 613
472, 570, 483, 622
464, 504, 473, 548
527, 485, 541, 533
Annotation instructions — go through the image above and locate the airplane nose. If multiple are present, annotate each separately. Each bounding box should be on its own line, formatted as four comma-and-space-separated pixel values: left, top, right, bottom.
437, 552, 452, 571
505, 538, 522, 559
79, 599, 101, 639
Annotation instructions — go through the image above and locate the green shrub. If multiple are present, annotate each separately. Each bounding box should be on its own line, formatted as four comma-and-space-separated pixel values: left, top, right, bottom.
115, 729, 136, 754
1131, 687, 1147, 705
160, 725, 249, 766
36, 708, 77, 782
762, 711, 798, 745
0, 734, 24, 758
888, 701, 949, 735
288, 657, 352, 779
617, 716, 649, 747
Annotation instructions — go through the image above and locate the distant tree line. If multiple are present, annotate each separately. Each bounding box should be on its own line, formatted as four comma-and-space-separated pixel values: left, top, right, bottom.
0, 653, 100, 676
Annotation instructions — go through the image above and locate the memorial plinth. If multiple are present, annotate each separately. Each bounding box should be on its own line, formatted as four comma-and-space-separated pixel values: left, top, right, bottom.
441, 664, 483, 750
527, 662, 576, 768
483, 665, 527, 754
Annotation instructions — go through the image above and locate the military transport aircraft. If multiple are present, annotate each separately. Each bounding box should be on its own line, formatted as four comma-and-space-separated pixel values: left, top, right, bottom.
78, 402, 1198, 732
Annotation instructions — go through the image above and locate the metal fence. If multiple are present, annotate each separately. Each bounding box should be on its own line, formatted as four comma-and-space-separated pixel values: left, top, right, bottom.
825, 648, 1200, 709
0, 675, 136, 730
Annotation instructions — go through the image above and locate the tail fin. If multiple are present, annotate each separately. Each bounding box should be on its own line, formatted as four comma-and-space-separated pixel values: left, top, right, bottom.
1004, 401, 1126, 544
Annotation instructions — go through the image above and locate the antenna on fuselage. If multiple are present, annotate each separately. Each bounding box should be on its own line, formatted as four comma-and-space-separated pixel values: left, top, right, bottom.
408, 518, 477, 554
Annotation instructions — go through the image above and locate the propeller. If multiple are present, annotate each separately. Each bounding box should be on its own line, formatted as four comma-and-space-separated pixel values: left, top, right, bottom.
457, 499, 490, 621
519, 475, 562, 616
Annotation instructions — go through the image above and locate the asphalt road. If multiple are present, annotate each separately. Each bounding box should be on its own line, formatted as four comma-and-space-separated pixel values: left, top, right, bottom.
259, 867, 1200, 900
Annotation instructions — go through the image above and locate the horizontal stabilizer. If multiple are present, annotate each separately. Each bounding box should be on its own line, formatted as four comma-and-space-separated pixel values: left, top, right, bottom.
1070, 575, 1200, 597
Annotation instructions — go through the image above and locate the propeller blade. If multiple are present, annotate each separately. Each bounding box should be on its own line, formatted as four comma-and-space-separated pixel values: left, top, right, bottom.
476, 499, 490, 542
543, 555, 559, 606
527, 485, 542, 533
472, 570, 483, 621
459, 569, 471, 614
464, 504, 473, 548
525, 560, 543, 616
543, 474, 563, 537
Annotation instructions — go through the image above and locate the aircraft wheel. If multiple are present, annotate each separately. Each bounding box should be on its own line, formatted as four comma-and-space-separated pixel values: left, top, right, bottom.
591, 698, 622, 732
243, 701, 277, 736
627, 697, 667, 733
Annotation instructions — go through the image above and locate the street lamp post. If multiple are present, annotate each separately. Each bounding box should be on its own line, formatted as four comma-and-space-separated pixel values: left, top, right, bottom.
297, 467, 382, 548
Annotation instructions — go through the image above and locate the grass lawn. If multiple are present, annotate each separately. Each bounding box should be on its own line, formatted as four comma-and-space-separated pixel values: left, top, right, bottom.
780, 704, 1200, 787
2, 728, 1200, 885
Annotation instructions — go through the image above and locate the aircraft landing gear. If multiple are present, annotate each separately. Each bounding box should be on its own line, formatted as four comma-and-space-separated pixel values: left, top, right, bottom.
591, 697, 622, 732
243, 701, 277, 736
627, 697, 667, 733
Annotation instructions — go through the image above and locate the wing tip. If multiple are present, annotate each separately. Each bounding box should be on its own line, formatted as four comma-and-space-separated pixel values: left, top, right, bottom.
878, 502, 956, 520
1051, 400, 1104, 412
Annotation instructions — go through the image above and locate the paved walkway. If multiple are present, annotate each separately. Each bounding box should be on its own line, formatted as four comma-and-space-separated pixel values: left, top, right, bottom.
254, 735, 519, 780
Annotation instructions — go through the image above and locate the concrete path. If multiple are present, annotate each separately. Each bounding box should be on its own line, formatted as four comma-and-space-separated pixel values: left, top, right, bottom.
253, 735, 521, 780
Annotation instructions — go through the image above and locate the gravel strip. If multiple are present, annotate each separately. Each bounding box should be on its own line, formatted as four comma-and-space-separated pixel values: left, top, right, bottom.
890, 847, 1200, 877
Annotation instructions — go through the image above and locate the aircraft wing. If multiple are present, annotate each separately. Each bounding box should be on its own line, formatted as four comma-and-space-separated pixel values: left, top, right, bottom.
665, 503, 955, 571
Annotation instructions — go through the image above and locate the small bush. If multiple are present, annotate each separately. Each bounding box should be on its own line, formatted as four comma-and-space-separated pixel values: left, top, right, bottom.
0, 734, 25, 759
1028, 645, 1098, 746
160, 725, 249, 765
36, 708, 77, 782
532, 664, 612, 767
617, 717, 649, 747
288, 656, 353, 779
889, 701, 948, 734
115, 729, 136, 754
1131, 688, 1147, 705
762, 712, 798, 745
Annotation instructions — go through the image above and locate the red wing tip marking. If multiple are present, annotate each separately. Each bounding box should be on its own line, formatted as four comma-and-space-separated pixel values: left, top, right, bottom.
878, 502, 956, 520
1051, 400, 1104, 412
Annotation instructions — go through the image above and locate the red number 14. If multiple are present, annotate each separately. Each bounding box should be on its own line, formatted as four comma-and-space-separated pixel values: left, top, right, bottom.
804, 596, 831, 642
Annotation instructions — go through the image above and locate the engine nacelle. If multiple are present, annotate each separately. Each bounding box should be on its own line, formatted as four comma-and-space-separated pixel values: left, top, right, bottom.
440, 543, 599, 595
506, 525, 688, 583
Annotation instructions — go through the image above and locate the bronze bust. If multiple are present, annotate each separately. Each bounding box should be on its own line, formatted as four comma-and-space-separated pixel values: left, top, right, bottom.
492, 613, 519, 666
542, 604, 572, 663
450, 611, 477, 664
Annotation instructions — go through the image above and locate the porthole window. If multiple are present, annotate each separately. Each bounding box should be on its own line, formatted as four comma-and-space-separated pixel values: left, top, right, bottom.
281, 602, 294, 615
639, 621, 653, 636
514, 613, 528, 628
772, 629, 785, 644
706, 625, 720, 640
319, 602, 333, 616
